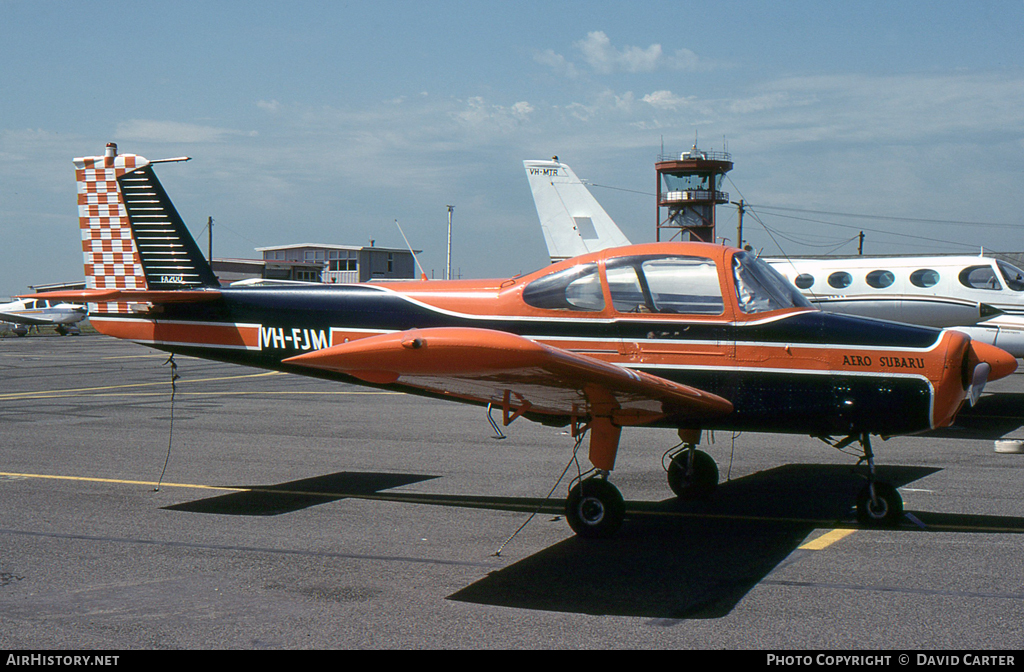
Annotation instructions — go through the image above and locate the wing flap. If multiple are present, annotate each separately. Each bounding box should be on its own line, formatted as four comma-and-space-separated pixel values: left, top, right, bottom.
283, 327, 732, 422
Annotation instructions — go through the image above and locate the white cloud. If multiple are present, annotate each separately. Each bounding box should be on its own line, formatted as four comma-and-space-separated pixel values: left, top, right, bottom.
257, 99, 282, 114
533, 49, 579, 78
642, 90, 694, 111
510, 101, 535, 121
576, 31, 662, 74
115, 120, 255, 143
454, 96, 535, 131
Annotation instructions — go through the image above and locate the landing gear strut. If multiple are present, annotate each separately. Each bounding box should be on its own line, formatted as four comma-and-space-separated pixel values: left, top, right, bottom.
833, 432, 903, 527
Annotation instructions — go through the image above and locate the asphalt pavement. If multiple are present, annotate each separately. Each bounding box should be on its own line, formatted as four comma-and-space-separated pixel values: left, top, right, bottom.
2, 334, 1024, 649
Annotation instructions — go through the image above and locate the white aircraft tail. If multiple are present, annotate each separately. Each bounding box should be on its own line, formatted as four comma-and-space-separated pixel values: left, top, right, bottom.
524, 158, 631, 263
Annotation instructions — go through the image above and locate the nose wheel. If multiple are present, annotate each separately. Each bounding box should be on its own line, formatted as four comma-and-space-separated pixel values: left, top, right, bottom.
824, 432, 905, 527
565, 475, 625, 539
856, 481, 903, 527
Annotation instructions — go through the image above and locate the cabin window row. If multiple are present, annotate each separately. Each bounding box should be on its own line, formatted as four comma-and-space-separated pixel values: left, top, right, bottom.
793, 263, 1024, 292
521, 252, 810, 315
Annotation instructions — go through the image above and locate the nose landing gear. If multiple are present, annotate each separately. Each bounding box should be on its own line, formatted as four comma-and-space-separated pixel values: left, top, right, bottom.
823, 432, 904, 527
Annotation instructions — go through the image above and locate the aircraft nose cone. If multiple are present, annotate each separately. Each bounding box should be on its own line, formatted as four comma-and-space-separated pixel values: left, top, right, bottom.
970, 341, 1018, 382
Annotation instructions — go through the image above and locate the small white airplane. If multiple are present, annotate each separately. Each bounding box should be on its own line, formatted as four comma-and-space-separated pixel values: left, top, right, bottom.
0, 297, 86, 336
523, 157, 1024, 357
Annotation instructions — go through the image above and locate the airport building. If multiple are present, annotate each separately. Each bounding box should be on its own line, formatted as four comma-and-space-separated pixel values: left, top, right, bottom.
208, 244, 419, 285
255, 243, 418, 283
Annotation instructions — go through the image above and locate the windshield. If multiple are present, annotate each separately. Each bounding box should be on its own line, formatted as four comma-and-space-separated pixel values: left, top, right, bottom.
733, 251, 813, 314
998, 260, 1024, 292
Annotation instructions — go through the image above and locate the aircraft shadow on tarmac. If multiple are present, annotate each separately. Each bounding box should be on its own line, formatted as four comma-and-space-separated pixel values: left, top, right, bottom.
164, 464, 1024, 620
162, 472, 439, 516
448, 464, 1024, 620
928, 392, 1024, 439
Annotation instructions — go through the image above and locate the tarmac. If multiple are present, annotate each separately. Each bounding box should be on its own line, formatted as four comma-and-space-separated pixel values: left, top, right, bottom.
2, 333, 1024, 649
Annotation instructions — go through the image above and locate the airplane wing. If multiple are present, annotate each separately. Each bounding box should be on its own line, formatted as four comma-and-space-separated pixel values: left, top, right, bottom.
0, 311, 60, 326
284, 327, 732, 425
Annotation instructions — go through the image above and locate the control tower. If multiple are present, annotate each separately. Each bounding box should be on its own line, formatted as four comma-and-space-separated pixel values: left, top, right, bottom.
655, 144, 733, 243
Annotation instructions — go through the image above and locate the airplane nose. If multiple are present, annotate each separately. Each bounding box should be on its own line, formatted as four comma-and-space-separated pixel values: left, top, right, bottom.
969, 341, 1018, 382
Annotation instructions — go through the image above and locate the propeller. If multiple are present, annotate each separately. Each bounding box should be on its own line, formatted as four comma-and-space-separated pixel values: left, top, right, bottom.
967, 361, 991, 407
964, 340, 1018, 407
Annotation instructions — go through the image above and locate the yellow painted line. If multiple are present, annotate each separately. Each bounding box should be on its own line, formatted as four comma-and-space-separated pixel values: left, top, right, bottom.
799, 528, 857, 550
0, 471, 246, 493
0, 390, 401, 401
0, 371, 282, 400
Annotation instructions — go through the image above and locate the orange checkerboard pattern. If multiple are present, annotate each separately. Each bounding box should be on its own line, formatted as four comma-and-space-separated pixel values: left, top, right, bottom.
74, 151, 150, 313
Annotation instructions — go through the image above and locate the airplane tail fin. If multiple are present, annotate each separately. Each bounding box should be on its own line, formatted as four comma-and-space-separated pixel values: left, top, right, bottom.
524, 158, 632, 263
75, 143, 219, 313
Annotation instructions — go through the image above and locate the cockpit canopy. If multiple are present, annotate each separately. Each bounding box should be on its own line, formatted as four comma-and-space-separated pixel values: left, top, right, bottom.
522, 249, 811, 316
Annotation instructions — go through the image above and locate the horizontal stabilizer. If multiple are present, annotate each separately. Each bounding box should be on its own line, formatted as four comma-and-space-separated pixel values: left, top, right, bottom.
19, 289, 221, 304
284, 327, 732, 423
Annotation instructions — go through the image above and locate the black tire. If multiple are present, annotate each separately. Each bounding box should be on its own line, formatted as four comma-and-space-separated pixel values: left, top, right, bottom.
565, 479, 625, 539
667, 450, 719, 500
856, 482, 903, 527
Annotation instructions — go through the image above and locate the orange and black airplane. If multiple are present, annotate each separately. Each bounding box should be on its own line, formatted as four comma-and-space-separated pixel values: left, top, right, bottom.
27, 144, 1018, 538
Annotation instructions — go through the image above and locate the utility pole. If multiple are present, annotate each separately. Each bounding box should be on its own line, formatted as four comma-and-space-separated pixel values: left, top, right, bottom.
858, 230, 865, 255
731, 199, 745, 249
445, 205, 454, 281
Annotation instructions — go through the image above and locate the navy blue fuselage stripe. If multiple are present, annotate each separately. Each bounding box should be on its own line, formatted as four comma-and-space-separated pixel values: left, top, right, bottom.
154, 286, 944, 349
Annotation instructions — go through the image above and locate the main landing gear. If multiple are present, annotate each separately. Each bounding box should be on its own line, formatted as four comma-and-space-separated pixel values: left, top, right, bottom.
563, 416, 627, 539
565, 473, 625, 539
666, 445, 719, 500
664, 428, 719, 500
562, 425, 721, 539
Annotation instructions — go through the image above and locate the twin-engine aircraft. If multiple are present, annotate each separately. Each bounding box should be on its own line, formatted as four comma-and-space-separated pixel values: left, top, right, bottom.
27, 144, 1017, 538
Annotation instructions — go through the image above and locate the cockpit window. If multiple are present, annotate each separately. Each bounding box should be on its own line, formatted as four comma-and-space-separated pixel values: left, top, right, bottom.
606, 255, 723, 315
959, 265, 1002, 291
733, 251, 813, 314
997, 260, 1024, 292
523, 263, 605, 311
606, 263, 647, 313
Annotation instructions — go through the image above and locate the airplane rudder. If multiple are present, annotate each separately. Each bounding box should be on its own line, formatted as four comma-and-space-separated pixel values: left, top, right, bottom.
75, 143, 150, 314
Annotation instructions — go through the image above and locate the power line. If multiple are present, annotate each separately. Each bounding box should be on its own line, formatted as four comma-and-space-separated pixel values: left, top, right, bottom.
751, 208, 982, 250
748, 204, 1021, 230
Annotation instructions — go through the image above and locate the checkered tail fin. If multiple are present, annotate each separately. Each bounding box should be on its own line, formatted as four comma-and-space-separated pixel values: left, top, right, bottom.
75, 143, 219, 313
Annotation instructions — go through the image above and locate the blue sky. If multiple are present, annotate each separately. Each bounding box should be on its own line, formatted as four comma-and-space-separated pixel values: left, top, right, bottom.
2, 1, 1023, 296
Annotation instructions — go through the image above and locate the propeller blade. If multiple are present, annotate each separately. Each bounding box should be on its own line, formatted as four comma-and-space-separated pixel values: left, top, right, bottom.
968, 362, 991, 407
